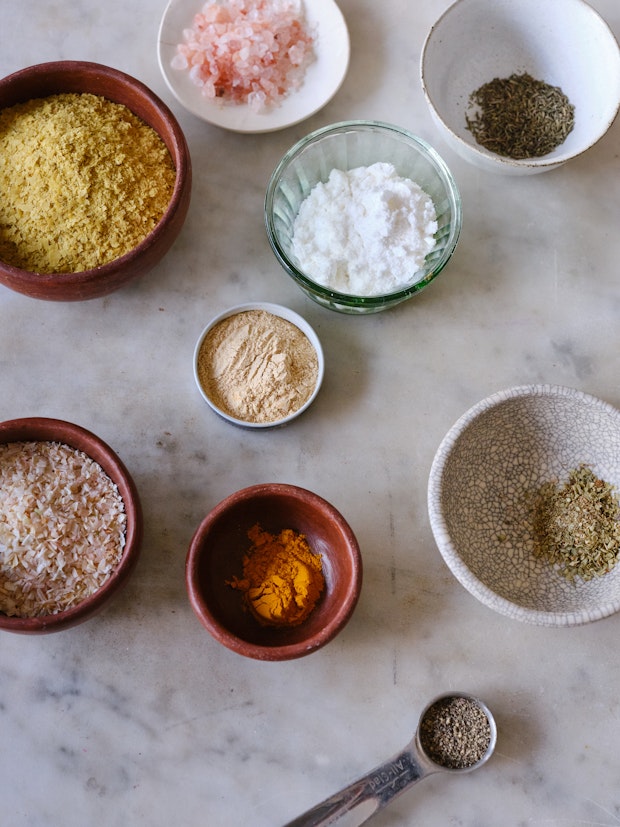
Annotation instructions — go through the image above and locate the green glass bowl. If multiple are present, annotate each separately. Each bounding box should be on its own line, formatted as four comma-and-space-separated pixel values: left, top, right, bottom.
264, 120, 462, 314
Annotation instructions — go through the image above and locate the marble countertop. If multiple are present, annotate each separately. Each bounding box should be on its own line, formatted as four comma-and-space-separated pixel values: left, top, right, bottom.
2, 1, 620, 825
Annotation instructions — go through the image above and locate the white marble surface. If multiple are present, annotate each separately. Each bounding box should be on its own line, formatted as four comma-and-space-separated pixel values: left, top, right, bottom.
2, 1, 620, 825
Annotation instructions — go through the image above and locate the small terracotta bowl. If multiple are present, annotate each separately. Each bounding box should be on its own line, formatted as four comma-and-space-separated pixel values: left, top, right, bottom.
0, 61, 192, 301
186, 483, 363, 660
0, 417, 143, 633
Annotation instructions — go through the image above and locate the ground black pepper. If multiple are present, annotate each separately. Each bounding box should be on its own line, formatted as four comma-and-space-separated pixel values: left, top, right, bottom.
419, 696, 492, 770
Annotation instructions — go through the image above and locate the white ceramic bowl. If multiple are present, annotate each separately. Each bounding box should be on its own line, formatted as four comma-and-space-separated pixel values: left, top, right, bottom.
428, 385, 620, 626
158, 0, 350, 133
193, 302, 324, 428
420, 0, 620, 174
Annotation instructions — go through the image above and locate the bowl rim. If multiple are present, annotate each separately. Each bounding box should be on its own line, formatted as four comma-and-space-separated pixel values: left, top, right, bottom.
419, 0, 620, 171
0, 60, 191, 294
0, 416, 143, 633
193, 302, 325, 429
264, 119, 462, 308
185, 482, 363, 660
427, 384, 620, 627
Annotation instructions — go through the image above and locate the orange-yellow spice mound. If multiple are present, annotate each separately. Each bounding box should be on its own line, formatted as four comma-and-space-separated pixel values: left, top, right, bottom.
228, 523, 324, 627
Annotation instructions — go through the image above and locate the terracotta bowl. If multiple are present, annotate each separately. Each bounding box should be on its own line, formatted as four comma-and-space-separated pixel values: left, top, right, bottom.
0, 61, 192, 301
0, 417, 143, 633
186, 483, 363, 660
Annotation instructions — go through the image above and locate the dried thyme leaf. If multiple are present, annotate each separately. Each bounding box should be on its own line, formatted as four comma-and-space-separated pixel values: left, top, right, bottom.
465, 73, 575, 159
533, 465, 620, 582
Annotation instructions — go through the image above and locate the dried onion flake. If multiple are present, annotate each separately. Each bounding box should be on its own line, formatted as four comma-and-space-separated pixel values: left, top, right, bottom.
0, 441, 126, 617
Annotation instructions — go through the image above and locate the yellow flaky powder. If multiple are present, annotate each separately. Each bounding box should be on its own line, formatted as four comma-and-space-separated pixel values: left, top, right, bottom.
0, 92, 176, 274
228, 524, 324, 627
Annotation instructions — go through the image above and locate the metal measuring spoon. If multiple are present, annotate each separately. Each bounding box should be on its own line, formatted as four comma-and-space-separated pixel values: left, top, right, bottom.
283, 692, 497, 827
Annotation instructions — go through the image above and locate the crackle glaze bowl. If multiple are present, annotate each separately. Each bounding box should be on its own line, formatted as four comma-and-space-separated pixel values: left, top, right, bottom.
0, 417, 143, 633
421, 0, 620, 174
265, 121, 462, 314
0, 61, 191, 300
186, 483, 363, 660
427, 385, 620, 626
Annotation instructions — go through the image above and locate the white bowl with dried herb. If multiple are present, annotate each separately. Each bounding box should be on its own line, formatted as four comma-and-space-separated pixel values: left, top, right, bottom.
420, 0, 620, 174
428, 385, 620, 626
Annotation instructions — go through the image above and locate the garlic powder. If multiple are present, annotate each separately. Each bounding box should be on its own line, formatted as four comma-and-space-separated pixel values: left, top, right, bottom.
196, 309, 318, 424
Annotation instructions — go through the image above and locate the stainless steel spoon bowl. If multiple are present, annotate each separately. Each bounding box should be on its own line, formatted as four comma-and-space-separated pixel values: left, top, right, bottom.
283, 692, 497, 826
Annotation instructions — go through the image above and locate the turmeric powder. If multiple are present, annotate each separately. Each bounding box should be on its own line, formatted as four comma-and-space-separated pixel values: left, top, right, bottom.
228, 524, 324, 627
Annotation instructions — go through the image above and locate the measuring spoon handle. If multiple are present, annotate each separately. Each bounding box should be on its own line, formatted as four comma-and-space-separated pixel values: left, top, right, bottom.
282, 744, 435, 827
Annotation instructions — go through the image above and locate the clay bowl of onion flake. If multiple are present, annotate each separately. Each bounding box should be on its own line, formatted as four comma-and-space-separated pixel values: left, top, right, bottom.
0, 417, 143, 633
0, 60, 191, 301
186, 483, 363, 660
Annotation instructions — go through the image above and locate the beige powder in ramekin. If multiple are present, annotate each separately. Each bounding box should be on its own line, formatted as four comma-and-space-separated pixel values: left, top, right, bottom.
196, 309, 318, 424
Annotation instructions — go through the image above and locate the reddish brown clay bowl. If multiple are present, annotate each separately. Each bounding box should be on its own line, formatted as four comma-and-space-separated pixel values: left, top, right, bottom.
186, 483, 363, 661
0, 417, 143, 633
0, 61, 192, 301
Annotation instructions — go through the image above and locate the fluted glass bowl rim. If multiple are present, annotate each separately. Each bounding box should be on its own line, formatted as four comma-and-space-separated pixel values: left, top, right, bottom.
264, 120, 463, 311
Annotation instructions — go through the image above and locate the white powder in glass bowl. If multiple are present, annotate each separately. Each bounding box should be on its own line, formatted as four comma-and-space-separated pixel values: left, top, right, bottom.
291, 161, 438, 296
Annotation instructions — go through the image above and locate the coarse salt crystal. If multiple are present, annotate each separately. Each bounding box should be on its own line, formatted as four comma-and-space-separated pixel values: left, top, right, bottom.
172, 0, 314, 110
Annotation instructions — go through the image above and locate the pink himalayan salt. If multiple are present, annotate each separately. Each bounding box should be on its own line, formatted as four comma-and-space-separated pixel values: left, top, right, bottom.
171, 0, 314, 111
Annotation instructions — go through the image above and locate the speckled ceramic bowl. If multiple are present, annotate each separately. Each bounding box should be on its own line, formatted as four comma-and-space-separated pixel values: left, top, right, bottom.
428, 385, 620, 626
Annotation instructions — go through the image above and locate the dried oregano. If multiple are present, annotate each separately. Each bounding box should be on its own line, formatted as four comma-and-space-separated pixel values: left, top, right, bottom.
533, 465, 620, 582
